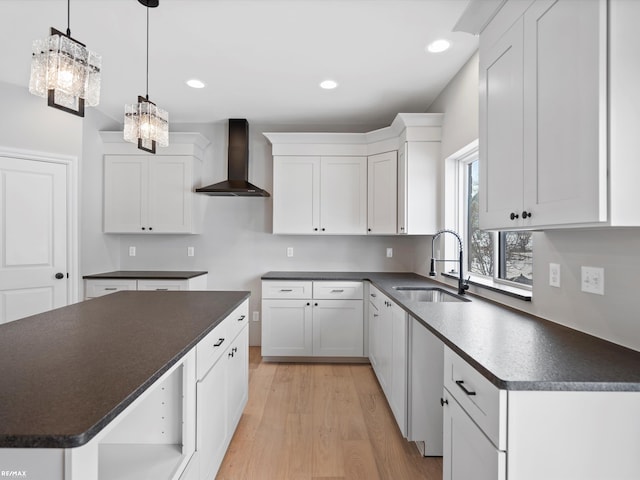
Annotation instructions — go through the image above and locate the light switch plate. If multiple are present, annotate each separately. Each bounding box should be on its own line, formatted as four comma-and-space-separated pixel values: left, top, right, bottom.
187, 246, 195, 257
129, 246, 136, 257
581, 266, 604, 295
386, 248, 393, 258
287, 247, 294, 257
549, 263, 560, 288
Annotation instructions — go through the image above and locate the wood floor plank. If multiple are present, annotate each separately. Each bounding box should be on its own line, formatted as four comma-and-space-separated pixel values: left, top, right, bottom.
216, 348, 443, 480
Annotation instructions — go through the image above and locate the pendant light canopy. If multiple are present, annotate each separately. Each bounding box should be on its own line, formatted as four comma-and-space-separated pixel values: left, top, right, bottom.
29, 0, 102, 117
124, 0, 169, 154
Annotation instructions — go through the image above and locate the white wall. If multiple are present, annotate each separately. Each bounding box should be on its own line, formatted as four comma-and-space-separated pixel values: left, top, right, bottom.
423, 52, 640, 352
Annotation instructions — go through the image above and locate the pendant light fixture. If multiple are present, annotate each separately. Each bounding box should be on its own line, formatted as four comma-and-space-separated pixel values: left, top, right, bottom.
29, 0, 102, 117
124, 0, 169, 154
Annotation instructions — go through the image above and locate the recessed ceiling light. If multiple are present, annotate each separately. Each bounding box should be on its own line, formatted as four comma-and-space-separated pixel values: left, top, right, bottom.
319, 79, 338, 90
186, 79, 206, 89
426, 39, 451, 53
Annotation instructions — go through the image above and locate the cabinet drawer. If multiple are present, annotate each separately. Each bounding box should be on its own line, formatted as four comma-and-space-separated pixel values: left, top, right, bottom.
444, 347, 507, 450
226, 300, 249, 345
262, 281, 312, 299
313, 281, 363, 300
85, 279, 137, 298
196, 319, 231, 381
137, 279, 189, 291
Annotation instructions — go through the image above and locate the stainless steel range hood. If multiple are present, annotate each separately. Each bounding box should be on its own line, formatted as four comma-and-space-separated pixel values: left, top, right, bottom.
196, 119, 270, 197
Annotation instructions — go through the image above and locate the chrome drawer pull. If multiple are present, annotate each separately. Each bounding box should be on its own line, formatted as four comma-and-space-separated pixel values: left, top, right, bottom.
455, 380, 476, 396
331, 289, 344, 293
213, 338, 225, 347
238, 315, 246, 322
370, 293, 377, 297
279, 289, 293, 292
104, 287, 117, 291
155, 288, 169, 291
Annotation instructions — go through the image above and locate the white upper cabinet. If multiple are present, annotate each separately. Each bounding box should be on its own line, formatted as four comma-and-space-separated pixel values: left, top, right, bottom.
101, 132, 209, 234
367, 151, 398, 234
272, 156, 366, 234
475, 0, 640, 229
265, 113, 443, 236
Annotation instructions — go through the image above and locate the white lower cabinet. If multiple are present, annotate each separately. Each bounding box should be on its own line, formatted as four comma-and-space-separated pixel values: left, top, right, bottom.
261, 281, 364, 358
196, 308, 248, 480
408, 317, 444, 456
84, 275, 208, 300
368, 285, 408, 436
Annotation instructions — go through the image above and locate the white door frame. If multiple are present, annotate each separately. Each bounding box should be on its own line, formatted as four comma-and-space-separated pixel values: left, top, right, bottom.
0, 146, 79, 305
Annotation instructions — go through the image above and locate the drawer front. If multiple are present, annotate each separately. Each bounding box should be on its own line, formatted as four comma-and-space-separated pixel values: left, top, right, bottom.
136, 279, 189, 291
262, 281, 312, 299
444, 347, 507, 450
196, 319, 231, 380
368, 284, 382, 310
226, 300, 249, 344
85, 279, 137, 298
313, 281, 363, 300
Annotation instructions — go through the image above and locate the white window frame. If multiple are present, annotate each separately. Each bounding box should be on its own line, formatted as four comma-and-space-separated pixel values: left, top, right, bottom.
444, 140, 532, 295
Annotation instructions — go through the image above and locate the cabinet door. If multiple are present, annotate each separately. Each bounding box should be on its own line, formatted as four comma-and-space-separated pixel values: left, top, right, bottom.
443, 389, 506, 480
389, 302, 407, 437
408, 318, 444, 455
375, 299, 393, 398
197, 357, 228, 480
397, 145, 408, 234
147, 156, 193, 233
104, 156, 148, 233
368, 301, 380, 369
320, 157, 367, 234
368, 151, 398, 234
261, 299, 313, 356
312, 300, 363, 357
522, 0, 606, 226
479, 18, 525, 230
272, 156, 320, 234
227, 325, 248, 432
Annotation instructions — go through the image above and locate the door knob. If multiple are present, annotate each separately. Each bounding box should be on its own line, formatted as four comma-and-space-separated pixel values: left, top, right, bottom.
55, 272, 64, 279
510, 212, 519, 220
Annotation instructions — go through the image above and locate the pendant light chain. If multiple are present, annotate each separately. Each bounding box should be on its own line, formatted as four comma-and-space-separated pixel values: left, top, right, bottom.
145, 5, 149, 101
66, 0, 71, 36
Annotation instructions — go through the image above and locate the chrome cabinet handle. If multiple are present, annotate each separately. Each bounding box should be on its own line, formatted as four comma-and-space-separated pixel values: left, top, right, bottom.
104, 287, 117, 291
155, 288, 169, 291
238, 315, 246, 322
331, 289, 344, 293
455, 380, 477, 396
213, 338, 225, 347
279, 289, 293, 292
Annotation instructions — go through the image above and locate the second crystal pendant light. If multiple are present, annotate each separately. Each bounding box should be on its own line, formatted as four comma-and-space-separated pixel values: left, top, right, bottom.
124, 0, 168, 154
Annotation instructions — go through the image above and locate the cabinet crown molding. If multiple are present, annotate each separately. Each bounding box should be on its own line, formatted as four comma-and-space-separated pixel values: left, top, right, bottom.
100, 131, 210, 159
264, 113, 443, 157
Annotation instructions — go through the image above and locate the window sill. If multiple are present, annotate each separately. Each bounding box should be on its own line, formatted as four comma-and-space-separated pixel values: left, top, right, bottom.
442, 272, 532, 302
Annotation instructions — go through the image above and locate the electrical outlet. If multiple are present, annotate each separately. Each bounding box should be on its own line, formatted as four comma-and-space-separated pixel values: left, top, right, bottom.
581, 266, 604, 295
287, 247, 294, 257
129, 246, 136, 257
187, 246, 195, 257
386, 247, 393, 258
252, 311, 260, 322
549, 263, 560, 288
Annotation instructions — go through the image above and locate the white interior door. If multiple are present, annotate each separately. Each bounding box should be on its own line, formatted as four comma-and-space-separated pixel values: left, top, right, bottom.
0, 156, 68, 325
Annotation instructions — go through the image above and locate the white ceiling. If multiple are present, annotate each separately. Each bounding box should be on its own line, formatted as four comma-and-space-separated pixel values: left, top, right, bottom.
0, 0, 478, 129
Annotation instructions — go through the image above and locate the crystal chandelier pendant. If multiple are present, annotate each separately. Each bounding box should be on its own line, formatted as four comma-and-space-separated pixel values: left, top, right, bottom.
124, 0, 169, 154
29, 27, 101, 117
124, 96, 169, 154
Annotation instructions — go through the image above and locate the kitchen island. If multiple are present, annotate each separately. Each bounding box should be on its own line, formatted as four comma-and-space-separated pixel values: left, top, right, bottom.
0, 290, 250, 480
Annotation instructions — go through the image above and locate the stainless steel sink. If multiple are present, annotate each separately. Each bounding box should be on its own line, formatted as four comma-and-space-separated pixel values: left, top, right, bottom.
392, 286, 470, 303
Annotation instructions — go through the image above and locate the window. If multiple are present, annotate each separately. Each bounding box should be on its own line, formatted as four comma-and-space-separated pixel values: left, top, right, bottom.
459, 149, 533, 289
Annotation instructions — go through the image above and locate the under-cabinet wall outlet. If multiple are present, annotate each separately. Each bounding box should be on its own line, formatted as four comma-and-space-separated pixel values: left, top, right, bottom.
549, 263, 561, 288
581, 266, 604, 295
187, 246, 195, 257
252, 311, 260, 322
287, 247, 294, 257
129, 246, 136, 257
386, 247, 393, 258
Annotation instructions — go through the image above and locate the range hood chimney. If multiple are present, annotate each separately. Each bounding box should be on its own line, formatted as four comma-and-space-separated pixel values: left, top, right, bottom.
196, 118, 270, 197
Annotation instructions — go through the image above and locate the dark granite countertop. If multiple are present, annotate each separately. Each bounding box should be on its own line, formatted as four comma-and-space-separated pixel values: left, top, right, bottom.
0, 290, 249, 448
83, 270, 208, 280
262, 271, 640, 392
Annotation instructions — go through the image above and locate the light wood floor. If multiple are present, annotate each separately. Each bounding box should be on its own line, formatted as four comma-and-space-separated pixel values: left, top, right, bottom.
216, 347, 442, 480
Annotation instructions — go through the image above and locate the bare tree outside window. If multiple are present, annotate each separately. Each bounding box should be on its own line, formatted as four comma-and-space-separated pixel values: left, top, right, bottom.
466, 160, 533, 286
